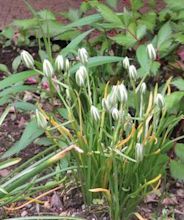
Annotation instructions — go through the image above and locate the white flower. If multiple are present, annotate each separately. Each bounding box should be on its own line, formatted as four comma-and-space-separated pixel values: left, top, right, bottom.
128, 65, 137, 80
111, 85, 119, 102
43, 59, 54, 78
55, 55, 64, 71
102, 94, 116, 112
147, 43, 156, 60
65, 58, 70, 72
135, 143, 144, 162
111, 107, 119, 120
35, 109, 47, 129
123, 56, 129, 69
78, 48, 88, 64
155, 93, 165, 109
20, 50, 34, 69
117, 83, 128, 103
90, 105, 100, 121
140, 82, 147, 94
75, 65, 88, 86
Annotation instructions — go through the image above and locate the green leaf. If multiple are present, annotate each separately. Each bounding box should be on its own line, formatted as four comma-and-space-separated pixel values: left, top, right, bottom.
37, 9, 56, 20
150, 61, 160, 75
34, 137, 52, 146
0, 85, 36, 97
61, 29, 93, 56
13, 18, 38, 30
111, 33, 137, 48
96, 3, 122, 26
106, 0, 118, 9
141, 12, 156, 31
0, 158, 21, 170
157, 22, 172, 48
136, 45, 150, 72
0, 64, 10, 74
70, 56, 123, 75
172, 78, 184, 90
0, 70, 37, 90
62, 8, 81, 22
175, 143, 184, 162
136, 24, 147, 40
14, 101, 37, 111
38, 50, 49, 62
164, 0, 184, 11
54, 14, 102, 37
0, 27, 14, 39
130, 0, 144, 11
170, 160, 184, 180
175, 33, 184, 44
12, 55, 21, 72
58, 108, 68, 120
2, 119, 44, 158
165, 91, 184, 111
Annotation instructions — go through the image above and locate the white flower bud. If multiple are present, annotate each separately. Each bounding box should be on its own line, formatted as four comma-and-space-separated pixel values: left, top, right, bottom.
35, 109, 47, 129
155, 93, 165, 109
55, 55, 64, 72
117, 83, 128, 103
75, 65, 88, 86
123, 56, 129, 69
128, 65, 137, 80
111, 107, 119, 121
102, 94, 115, 112
78, 48, 88, 64
90, 105, 100, 121
147, 43, 156, 60
43, 59, 54, 78
20, 50, 34, 69
111, 85, 119, 102
140, 82, 146, 94
135, 143, 144, 162
65, 58, 70, 72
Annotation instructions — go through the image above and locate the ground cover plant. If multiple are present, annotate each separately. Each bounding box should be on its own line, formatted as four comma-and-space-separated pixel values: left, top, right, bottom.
0, 0, 184, 219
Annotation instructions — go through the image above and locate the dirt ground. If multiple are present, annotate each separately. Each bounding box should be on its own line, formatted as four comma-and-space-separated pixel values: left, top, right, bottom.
0, 0, 83, 29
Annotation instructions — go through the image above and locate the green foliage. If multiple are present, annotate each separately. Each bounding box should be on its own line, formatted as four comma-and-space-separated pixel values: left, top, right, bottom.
0, 1, 184, 219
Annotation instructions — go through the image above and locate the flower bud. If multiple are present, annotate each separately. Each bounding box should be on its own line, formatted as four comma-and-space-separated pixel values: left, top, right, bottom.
117, 83, 128, 103
111, 85, 119, 102
102, 94, 115, 112
20, 50, 34, 69
90, 105, 100, 121
128, 65, 137, 80
55, 55, 64, 72
155, 93, 165, 109
140, 82, 146, 95
123, 56, 129, 69
35, 109, 48, 129
135, 143, 144, 162
147, 43, 156, 60
75, 65, 88, 86
111, 107, 119, 121
78, 48, 88, 64
43, 59, 54, 78
65, 58, 70, 72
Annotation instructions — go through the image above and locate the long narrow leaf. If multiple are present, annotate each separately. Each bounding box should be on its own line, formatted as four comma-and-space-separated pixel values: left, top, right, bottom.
0, 70, 37, 90
2, 119, 44, 158
0, 158, 21, 170
61, 29, 93, 56
70, 56, 123, 75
